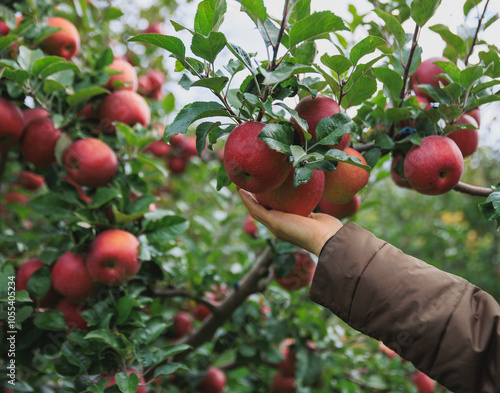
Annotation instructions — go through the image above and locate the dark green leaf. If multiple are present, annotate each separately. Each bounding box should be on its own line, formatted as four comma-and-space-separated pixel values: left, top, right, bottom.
386, 107, 413, 122
324, 149, 372, 172
165, 101, 229, 138
0, 35, 17, 52
128, 34, 186, 58
116, 295, 134, 325
258, 123, 294, 155
227, 42, 255, 72
315, 114, 356, 146
373, 9, 406, 50
294, 165, 314, 187
85, 329, 123, 351
463, 0, 483, 16
373, 67, 403, 98
34, 309, 66, 331
410, 0, 443, 27
320, 54, 352, 76
134, 344, 153, 367
95, 47, 114, 70
460, 65, 484, 89
191, 76, 229, 93
237, 0, 267, 23
144, 215, 189, 243
195, 121, 221, 156
414, 84, 452, 104
90, 188, 121, 208
429, 24, 466, 58
217, 162, 232, 190
32, 57, 79, 78
375, 133, 396, 149
273, 102, 309, 139
291, 41, 317, 65
68, 86, 108, 107
479, 192, 500, 226
469, 94, 500, 108
194, 0, 227, 36
27, 266, 51, 300
116, 371, 139, 393
350, 36, 387, 65
154, 363, 189, 378
342, 75, 377, 108
261, 63, 315, 85
288, 11, 348, 48
191, 31, 226, 63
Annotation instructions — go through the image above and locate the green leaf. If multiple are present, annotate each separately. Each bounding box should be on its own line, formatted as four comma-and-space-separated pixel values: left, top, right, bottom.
0, 5, 16, 29
469, 94, 500, 108
460, 65, 484, 89
27, 266, 51, 300
463, 0, 483, 16
17, 46, 44, 71
414, 84, 452, 104
290, 40, 317, 65
258, 123, 294, 155
2, 68, 30, 84
320, 54, 352, 76
294, 164, 314, 187
260, 63, 314, 85
386, 107, 413, 122
0, 35, 17, 52
32, 57, 79, 78
432, 59, 460, 82
375, 133, 396, 149
191, 76, 229, 93
67, 86, 108, 106
90, 188, 121, 208
479, 192, 500, 226
104, 7, 124, 21
273, 102, 309, 139
315, 114, 356, 146
429, 24, 466, 59
115, 371, 139, 393
128, 34, 186, 58
165, 101, 229, 138
194, 0, 227, 36
324, 149, 372, 172
134, 344, 153, 367
227, 42, 255, 72
373, 67, 403, 99
154, 363, 189, 379
373, 9, 406, 50
236, 0, 267, 23
95, 47, 114, 70
484, 13, 499, 30
290, 145, 308, 164
195, 121, 221, 156
34, 309, 66, 331
85, 329, 124, 351
191, 31, 227, 63
410, 0, 443, 27
350, 36, 387, 65
342, 75, 377, 108
144, 215, 189, 243
288, 11, 348, 48
217, 162, 232, 190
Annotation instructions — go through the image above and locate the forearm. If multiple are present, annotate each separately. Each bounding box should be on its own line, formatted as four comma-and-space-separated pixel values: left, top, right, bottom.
309, 222, 500, 392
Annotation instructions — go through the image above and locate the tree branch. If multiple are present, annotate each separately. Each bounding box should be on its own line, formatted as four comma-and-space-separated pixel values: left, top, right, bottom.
464, 0, 490, 66
144, 246, 274, 379
154, 288, 218, 311
453, 181, 494, 197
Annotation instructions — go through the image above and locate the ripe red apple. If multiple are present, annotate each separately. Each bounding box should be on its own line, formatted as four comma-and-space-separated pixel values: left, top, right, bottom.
42, 17, 80, 60
317, 194, 361, 219
16, 258, 59, 307
142, 22, 164, 34
273, 250, 316, 291
255, 168, 324, 217
400, 95, 431, 129
172, 311, 193, 339
22, 107, 49, 126
272, 372, 296, 393
144, 140, 171, 158
446, 114, 479, 158
179, 135, 198, 160
466, 107, 480, 126
167, 156, 188, 174
390, 152, 411, 188
403, 135, 464, 195
243, 214, 258, 238
292, 94, 346, 147
106, 58, 139, 92
77, 103, 99, 120
192, 304, 211, 322
410, 57, 450, 101
63, 138, 119, 188
4, 191, 29, 205
411, 371, 436, 393
0, 15, 23, 36
0, 98, 24, 153
98, 90, 151, 133
198, 367, 226, 393
278, 343, 297, 377
51, 251, 98, 303
138, 69, 165, 99
56, 298, 90, 331
20, 117, 62, 167
17, 170, 45, 190
97, 369, 147, 393
86, 229, 141, 285
224, 121, 292, 193
323, 147, 370, 204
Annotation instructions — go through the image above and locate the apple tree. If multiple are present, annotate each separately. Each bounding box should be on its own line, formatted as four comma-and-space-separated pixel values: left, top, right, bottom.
0, 0, 499, 392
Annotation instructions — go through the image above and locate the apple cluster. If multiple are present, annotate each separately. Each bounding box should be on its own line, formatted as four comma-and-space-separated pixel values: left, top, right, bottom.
224, 95, 370, 219
390, 57, 481, 195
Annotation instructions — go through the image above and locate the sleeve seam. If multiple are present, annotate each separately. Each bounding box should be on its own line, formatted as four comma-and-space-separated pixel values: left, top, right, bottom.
347, 241, 388, 320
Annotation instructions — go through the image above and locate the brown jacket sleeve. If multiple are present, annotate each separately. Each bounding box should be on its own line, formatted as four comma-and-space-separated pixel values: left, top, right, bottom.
309, 222, 500, 393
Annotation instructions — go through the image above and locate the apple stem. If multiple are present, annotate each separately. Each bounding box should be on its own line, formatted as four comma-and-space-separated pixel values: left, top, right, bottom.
464, 0, 490, 67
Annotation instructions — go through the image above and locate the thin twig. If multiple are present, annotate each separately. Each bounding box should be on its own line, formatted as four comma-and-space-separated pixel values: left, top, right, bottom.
453, 181, 494, 197
464, 0, 490, 66
154, 288, 218, 311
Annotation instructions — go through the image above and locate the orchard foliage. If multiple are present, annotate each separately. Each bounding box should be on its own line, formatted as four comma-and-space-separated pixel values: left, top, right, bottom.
0, 0, 499, 392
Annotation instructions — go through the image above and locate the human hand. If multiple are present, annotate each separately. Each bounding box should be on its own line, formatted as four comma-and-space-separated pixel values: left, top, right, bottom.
238, 188, 343, 256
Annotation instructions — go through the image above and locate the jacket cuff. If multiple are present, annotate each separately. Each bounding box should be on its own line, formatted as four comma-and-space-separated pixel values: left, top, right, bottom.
309, 221, 387, 321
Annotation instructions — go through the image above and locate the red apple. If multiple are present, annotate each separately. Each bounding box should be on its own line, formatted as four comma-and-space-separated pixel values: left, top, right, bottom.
466, 108, 480, 126
255, 168, 325, 217
142, 22, 164, 34
243, 214, 258, 238
403, 135, 464, 195
198, 367, 226, 393
0, 20, 10, 36
144, 140, 171, 158
138, 69, 165, 99
224, 121, 292, 193
18, 170, 45, 190
292, 94, 344, 146
20, 117, 62, 167
56, 298, 90, 331
4, 191, 29, 205
400, 95, 431, 129
42, 17, 80, 60
278, 344, 297, 377
167, 156, 188, 174
0, 98, 24, 152
52, 251, 98, 303
172, 311, 193, 339
446, 114, 479, 158
274, 250, 316, 291
106, 59, 139, 92
411, 371, 436, 393
272, 372, 296, 393
16, 258, 59, 307
86, 229, 141, 285
22, 108, 49, 126
192, 304, 211, 322
317, 194, 361, 219
77, 103, 99, 120
97, 369, 147, 393
179, 136, 198, 160
63, 138, 118, 188
98, 90, 151, 133
323, 147, 370, 204
390, 152, 411, 188
410, 57, 450, 101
